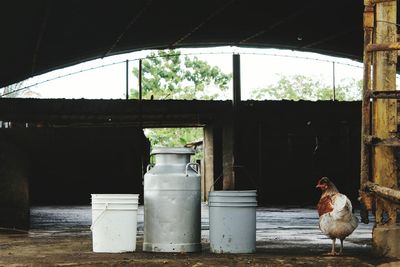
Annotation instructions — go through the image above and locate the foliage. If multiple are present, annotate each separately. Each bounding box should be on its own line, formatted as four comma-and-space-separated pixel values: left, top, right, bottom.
334, 78, 362, 101
145, 127, 204, 161
250, 74, 362, 101
145, 128, 203, 148
130, 50, 232, 100
132, 50, 232, 149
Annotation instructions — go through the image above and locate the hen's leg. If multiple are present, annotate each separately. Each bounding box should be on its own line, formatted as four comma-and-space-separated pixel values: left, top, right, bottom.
329, 238, 336, 255
338, 239, 344, 255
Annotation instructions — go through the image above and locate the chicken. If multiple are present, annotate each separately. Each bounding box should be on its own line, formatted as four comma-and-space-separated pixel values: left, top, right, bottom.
316, 177, 358, 255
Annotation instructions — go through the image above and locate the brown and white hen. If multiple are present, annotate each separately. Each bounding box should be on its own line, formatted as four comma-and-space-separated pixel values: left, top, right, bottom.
316, 177, 358, 255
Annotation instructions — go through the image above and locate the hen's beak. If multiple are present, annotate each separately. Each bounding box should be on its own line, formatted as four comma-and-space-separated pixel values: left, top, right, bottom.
315, 184, 322, 188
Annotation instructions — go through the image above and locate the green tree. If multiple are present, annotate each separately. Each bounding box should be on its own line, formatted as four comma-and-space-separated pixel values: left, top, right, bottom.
145, 128, 202, 147
131, 50, 232, 148
250, 74, 361, 101
334, 78, 362, 101
130, 50, 232, 100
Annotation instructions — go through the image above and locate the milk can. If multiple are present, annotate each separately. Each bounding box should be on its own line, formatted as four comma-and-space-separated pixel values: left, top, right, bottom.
143, 147, 201, 252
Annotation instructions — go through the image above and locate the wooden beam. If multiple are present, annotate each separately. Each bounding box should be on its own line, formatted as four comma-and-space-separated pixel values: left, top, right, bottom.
203, 125, 215, 200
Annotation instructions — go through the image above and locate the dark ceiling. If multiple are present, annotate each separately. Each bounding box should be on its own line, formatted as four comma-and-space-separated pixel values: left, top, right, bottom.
2, 0, 365, 87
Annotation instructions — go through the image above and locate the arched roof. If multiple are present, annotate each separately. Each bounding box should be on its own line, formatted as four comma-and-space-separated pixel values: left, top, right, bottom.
1, 0, 365, 87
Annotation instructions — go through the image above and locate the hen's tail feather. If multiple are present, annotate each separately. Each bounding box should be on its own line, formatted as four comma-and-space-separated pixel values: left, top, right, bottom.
331, 194, 353, 221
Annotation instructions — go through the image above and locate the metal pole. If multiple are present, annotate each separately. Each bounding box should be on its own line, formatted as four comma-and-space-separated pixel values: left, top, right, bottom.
232, 54, 241, 107
359, 2, 374, 225
332, 62, 336, 101
125, 60, 129, 100
139, 59, 143, 101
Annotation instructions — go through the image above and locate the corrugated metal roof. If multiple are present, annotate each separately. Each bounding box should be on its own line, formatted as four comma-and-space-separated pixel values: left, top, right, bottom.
1, 0, 365, 87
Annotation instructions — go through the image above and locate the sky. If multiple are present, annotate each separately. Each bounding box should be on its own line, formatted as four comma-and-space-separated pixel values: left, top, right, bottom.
0, 46, 365, 100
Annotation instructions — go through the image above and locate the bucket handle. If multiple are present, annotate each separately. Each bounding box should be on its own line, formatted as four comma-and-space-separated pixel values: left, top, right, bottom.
208, 165, 259, 193
90, 203, 108, 231
146, 163, 154, 172
185, 163, 200, 176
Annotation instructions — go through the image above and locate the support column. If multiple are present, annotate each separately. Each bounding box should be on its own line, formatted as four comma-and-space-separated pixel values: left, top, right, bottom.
372, 0, 400, 258
221, 54, 241, 190
222, 124, 234, 190
0, 137, 30, 230
203, 125, 215, 201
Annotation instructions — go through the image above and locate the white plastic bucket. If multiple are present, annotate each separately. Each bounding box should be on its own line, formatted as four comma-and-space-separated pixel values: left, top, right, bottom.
91, 194, 139, 253
208, 190, 257, 253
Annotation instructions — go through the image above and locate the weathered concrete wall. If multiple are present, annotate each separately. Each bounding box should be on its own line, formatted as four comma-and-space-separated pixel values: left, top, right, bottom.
373, 226, 400, 259
0, 136, 30, 229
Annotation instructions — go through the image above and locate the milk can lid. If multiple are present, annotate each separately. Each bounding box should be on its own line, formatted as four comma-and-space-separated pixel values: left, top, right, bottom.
151, 147, 195, 155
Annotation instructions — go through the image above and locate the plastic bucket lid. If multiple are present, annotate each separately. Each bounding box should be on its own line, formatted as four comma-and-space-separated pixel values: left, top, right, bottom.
91, 194, 139, 199
208, 190, 257, 207
91, 194, 139, 208
92, 194, 139, 202
209, 190, 257, 197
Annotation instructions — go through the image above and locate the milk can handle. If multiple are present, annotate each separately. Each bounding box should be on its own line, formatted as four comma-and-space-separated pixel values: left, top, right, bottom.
185, 163, 200, 176
146, 163, 154, 172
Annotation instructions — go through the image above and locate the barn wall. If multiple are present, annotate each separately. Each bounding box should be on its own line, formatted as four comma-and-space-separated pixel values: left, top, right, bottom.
232, 101, 361, 206
0, 100, 361, 211
1, 127, 149, 206
0, 136, 30, 229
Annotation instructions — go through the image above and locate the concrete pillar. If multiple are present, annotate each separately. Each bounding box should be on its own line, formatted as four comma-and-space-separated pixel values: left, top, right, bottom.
373, 226, 400, 258
0, 138, 30, 230
203, 126, 215, 201
222, 124, 234, 190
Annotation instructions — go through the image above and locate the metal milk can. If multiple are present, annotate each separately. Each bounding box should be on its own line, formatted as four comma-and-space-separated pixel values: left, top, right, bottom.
143, 147, 201, 252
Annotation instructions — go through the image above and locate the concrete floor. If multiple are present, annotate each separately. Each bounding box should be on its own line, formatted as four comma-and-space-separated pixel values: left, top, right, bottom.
0, 204, 398, 266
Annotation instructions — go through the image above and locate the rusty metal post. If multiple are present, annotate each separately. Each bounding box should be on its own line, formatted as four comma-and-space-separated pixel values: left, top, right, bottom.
139, 59, 143, 101
373, 0, 398, 226
126, 60, 129, 100
332, 62, 336, 101
366, 182, 400, 203
233, 54, 241, 108
371, 0, 400, 259
360, 2, 374, 223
